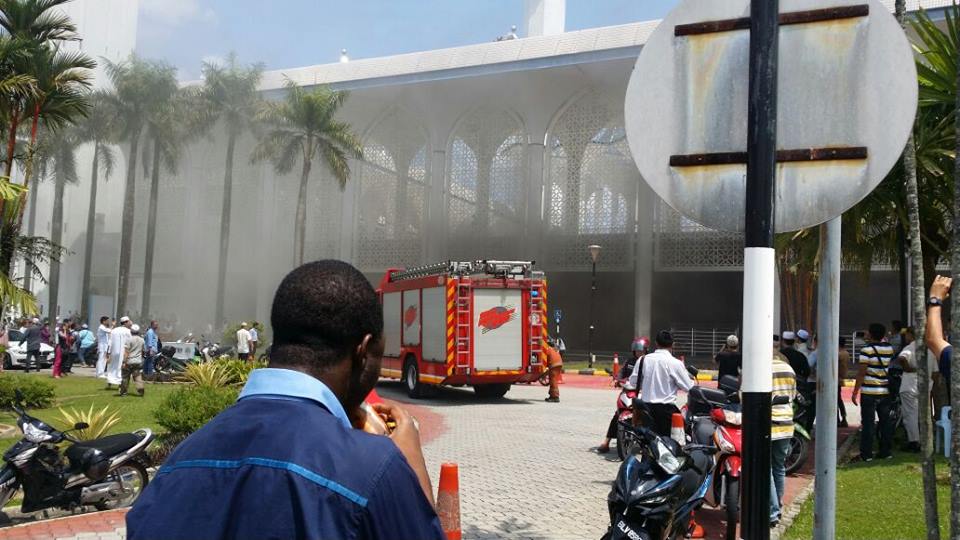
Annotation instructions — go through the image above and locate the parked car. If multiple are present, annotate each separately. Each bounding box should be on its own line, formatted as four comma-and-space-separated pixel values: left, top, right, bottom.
3, 330, 54, 369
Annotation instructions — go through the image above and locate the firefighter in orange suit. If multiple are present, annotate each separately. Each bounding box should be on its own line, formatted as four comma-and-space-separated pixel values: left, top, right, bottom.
544, 337, 563, 403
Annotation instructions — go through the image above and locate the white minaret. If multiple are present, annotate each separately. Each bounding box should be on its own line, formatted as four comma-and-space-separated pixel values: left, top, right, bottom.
523, 0, 565, 37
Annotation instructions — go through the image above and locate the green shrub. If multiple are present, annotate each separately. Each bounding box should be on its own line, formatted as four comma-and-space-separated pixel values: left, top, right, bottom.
154, 386, 238, 437
57, 404, 121, 440
0, 376, 55, 408
179, 362, 233, 388
216, 358, 267, 385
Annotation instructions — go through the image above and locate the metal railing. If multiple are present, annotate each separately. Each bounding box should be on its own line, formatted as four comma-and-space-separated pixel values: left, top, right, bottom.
669, 327, 741, 359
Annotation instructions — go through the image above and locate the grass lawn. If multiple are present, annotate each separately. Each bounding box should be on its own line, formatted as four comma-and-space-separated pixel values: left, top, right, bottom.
784, 444, 951, 539
0, 373, 177, 453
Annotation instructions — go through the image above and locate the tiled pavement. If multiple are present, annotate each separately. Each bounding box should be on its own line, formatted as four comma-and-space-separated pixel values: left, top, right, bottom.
0, 376, 851, 539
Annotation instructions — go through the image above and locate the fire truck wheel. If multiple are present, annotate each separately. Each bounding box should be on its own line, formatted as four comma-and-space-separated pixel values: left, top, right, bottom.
404, 360, 426, 399
473, 383, 511, 399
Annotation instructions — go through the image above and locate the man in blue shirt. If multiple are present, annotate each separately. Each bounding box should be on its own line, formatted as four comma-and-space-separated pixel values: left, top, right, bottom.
75, 324, 96, 367
142, 321, 159, 376
127, 261, 444, 540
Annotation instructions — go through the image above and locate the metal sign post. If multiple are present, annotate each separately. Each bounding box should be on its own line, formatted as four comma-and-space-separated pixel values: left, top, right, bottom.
625, 1, 917, 538
740, 1, 778, 537
814, 217, 841, 540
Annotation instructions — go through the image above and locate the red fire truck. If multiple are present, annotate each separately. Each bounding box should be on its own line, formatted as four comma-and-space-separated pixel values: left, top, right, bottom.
377, 260, 548, 399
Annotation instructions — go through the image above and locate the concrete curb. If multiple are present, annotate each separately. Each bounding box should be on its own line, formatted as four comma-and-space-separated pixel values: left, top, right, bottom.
772, 429, 858, 539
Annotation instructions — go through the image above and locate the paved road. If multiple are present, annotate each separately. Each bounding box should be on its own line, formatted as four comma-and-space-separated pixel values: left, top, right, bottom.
379, 380, 621, 540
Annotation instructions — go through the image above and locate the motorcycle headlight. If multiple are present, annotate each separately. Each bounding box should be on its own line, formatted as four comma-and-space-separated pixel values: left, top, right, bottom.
654, 439, 684, 475
22, 422, 54, 443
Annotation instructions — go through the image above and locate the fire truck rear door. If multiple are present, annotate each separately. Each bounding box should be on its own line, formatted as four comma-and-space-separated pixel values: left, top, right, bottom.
472, 288, 523, 371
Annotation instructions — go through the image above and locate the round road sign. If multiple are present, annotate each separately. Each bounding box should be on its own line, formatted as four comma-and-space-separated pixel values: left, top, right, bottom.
624, 0, 917, 233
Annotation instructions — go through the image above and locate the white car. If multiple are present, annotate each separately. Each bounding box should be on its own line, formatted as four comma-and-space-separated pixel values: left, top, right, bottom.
4, 330, 54, 369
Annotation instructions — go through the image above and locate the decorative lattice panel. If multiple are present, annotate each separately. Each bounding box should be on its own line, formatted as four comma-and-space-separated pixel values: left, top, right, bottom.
654, 200, 744, 270
356, 108, 428, 270
543, 93, 637, 270
447, 109, 526, 261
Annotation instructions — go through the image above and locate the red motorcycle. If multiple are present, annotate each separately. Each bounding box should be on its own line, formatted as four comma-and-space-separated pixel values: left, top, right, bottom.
614, 386, 639, 460
709, 405, 742, 540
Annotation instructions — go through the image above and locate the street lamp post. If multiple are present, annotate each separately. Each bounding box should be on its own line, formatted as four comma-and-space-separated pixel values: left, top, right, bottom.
588, 244, 602, 368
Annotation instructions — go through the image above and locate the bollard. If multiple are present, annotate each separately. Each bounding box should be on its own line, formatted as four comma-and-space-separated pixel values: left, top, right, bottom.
671, 413, 686, 446
437, 463, 461, 540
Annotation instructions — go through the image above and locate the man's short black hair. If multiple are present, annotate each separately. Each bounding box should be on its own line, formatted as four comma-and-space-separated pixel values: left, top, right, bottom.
269, 260, 383, 372
100, 316, 109, 324
655, 330, 674, 348
868, 323, 886, 341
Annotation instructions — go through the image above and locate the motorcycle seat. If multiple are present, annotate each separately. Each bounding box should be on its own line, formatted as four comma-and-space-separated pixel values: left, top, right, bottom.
66, 433, 141, 462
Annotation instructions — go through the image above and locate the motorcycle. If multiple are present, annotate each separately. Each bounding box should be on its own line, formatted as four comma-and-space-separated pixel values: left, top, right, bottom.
0, 390, 153, 513
604, 415, 716, 540
683, 374, 742, 540
615, 385, 640, 460
785, 393, 811, 475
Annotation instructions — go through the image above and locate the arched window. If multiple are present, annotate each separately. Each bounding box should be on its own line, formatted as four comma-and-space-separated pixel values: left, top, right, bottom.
447, 109, 525, 259
356, 108, 429, 270
544, 93, 637, 269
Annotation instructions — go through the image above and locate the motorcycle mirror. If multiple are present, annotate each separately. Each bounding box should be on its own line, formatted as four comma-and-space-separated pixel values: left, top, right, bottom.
686, 365, 699, 377
74, 422, 89, 430
13, 389, 23, 402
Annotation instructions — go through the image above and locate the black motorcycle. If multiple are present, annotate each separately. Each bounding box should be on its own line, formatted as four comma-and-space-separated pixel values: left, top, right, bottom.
0, 390, 154, 513
604, 415, 716, 540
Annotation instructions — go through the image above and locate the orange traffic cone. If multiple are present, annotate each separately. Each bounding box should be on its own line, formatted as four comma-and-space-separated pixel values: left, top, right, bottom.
437, 463, 461, 540
689, 512, 705, 538
670, 412, 686, 446
611, 353, 620, 380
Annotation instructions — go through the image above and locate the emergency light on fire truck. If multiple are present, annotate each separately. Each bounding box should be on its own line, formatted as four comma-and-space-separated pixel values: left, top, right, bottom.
377, 261, 549, 399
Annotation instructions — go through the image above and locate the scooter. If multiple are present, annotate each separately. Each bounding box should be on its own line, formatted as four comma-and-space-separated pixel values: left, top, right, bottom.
604, 414, 716, 540
0, 390, 153, 513
785, 393, 811, 475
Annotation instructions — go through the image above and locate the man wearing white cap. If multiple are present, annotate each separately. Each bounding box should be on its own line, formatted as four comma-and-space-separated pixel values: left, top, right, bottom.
96, 316, 112, 378
120, 324, 146, 397
107, 317, 132, 388
780, 331, 811, 383
714, 334, 741, 380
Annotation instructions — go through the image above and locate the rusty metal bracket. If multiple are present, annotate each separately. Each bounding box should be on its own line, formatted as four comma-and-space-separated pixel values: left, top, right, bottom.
674, 4, 870, 37
668, 146, 868, 167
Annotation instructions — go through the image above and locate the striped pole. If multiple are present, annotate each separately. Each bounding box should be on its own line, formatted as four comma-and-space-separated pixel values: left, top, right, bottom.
446, 279, 456, 375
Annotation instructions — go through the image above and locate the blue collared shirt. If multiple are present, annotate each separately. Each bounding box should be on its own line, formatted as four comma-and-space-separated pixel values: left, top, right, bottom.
144, 328, 158, 353
127, 368, 444, 540
238, 368, 351, 428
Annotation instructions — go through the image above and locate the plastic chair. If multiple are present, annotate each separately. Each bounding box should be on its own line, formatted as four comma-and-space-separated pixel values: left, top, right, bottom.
935, 406, 952, 458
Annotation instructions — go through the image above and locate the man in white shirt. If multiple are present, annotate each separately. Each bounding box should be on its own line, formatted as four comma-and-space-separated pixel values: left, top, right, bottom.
96, 316, 112, 379
107, 316, 132, 388
236, 322, 252, 362
248, 323, 260, 358
631, 330, 694, 436
898, 328, 936, 453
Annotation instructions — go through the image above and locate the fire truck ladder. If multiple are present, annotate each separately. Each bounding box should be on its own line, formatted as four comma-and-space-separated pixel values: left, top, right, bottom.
389, 260, 536, 282
528, 280, 545, 367
455, 276, 472, 372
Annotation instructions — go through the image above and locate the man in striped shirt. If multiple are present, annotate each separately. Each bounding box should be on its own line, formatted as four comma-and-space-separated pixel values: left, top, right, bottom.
852, 323, 896, 461
770, 347, 796, 526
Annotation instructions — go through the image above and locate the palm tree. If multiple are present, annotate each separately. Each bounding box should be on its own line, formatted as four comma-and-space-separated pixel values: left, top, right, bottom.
75, 92, 116, 318
100, 56, 177, 317
251, 81, 362, 265
899, 3, 942, 538
0, 0, 78, 180
140, 83, 205, 319
41, 125, 77, 327
201, 53, 263, 327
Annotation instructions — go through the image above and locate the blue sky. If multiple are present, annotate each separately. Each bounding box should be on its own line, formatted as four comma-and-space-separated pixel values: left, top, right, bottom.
136, 0, 680, 79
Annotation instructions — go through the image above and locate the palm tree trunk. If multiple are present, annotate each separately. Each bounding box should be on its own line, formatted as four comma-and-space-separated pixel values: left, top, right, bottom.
80, 142, 100, 319
141, 137, 161, 319
950, 18, 960, 538
895, 0, 940, 535
22, 165, 40, 293
47, 175, 65, 336
215, 132, 237, 327
116, 129, 140, 317
295, 156, 312, 266
3, 105, 19, 179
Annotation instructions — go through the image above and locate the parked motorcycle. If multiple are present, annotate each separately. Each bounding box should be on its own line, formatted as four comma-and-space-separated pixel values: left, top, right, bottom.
785, 393, 811, 475
683, 374, 742, 540
604, 416, 716, 540
0, 390, 153, 513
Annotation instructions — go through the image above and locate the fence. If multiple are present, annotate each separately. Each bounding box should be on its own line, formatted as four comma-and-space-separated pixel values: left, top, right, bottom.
669, 328, 741, 360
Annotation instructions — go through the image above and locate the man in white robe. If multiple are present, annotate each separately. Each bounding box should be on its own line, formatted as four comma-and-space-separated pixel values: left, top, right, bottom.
107, 316, 132, 387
